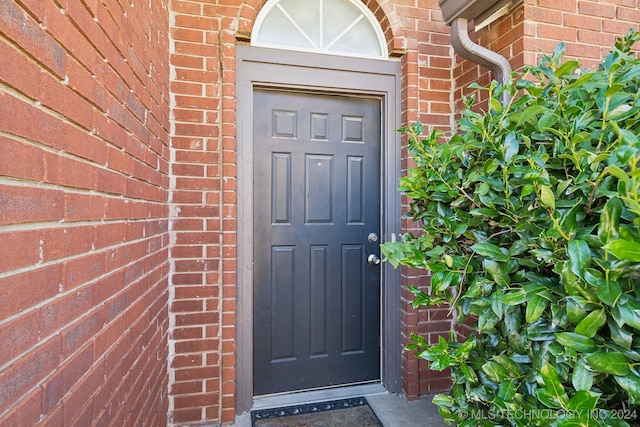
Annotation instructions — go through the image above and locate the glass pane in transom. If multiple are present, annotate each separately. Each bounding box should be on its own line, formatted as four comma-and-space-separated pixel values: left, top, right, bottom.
252, 0, 387, 59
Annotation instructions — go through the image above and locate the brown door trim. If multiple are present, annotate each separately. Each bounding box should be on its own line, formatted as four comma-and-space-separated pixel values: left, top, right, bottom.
236, 45, 402, 412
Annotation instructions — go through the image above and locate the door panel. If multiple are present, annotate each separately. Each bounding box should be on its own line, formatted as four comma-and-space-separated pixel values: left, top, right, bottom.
253, 89, 381, 396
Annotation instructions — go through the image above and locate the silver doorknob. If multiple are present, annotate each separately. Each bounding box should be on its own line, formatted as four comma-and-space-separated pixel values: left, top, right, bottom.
368, 254, 381, 265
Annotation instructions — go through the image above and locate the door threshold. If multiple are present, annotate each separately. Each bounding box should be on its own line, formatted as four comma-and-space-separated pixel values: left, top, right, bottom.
251, 382, 386, 411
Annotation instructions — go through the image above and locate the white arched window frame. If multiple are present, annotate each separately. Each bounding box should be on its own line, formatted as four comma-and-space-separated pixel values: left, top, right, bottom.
252, 0, 388, 59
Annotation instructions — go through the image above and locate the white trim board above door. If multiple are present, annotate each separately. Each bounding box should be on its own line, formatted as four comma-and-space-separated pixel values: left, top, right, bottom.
236, 45, 402, 413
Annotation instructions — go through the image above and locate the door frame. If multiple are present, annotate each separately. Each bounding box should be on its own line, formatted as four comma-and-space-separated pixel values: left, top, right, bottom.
236, 45, 402, 412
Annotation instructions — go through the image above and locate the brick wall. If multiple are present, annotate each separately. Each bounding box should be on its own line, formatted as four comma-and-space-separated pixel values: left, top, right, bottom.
455, 0, 640, 113
397, 0, 457, 399
522, 0, 640, 69
168, 0, 238, 424
0, 0, 170, 425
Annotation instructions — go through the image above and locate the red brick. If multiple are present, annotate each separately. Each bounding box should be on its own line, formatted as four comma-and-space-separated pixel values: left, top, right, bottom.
171, 354, 204, 369
62, 252, 106, 290
0, 311, 40, 367
0, 185, 64, 224
41, 345, 94, 413
578, 1, 616, 17
525, 7, 563, 24
538, 23, 578, 42
6, 0, 640, 425
46, 154, 96, 190
0, 336, 61, 410
58, 359, 103, 425
617, 6, 640, 22
175, 339, 219, 354
171, 408, 204, 423
0, 137, 47, 182
174, 366, 219, 383
40, 226, 94, 262
64, 192, 94, 222
174, 393, 217, 409
171, 246, 204, 260
0, 1, 67, 78
603, 18, 640, 36
0, 229, 40, 272
564, 13, 602, 30
38, 402, 65, 426
62, 310, 105, 357
0, 388, 41, 427
92, 314, 125, 359
39, 286, 93, 337
0, 38, 42, 98
170, 380, 203, 395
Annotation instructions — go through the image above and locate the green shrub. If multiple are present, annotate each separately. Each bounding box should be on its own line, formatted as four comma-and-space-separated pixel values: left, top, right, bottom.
382, 30, 640, 426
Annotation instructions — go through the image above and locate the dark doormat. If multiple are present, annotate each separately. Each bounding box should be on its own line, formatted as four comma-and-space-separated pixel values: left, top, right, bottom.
251, 397, 383, 427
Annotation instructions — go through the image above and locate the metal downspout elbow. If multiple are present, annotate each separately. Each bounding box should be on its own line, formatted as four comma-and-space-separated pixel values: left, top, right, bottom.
450, 17, 512, 105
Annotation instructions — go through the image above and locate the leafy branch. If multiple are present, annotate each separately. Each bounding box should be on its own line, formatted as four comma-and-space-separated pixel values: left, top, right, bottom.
383, 29, 640, 427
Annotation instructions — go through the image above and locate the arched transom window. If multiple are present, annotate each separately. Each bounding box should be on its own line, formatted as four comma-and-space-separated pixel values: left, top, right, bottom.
252, 0, 388, 59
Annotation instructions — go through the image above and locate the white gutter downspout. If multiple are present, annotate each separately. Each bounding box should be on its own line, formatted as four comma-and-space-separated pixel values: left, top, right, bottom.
450, 17, 512, 105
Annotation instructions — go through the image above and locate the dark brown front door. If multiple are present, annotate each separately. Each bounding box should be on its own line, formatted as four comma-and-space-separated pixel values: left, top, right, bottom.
252, 89, 382, 395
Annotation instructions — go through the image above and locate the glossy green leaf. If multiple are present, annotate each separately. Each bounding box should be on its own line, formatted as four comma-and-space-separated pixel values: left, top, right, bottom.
560, 204, 581, 236
482, 360, 510, 382
554, 60, 580, 78
497, 380, 517, 401
431, 394, 454, 407
575, 309, 606, 338
478, 310, 500, 332
608, 320, 633, 350
527, 327, 556, 342
604, 239, 640, 262
454, 338, 476, 360
459, 363, 478, 383
538, 111, 559, 130
598, 197, 623, 244
471, 242, 510, 262
613, 299, 640, 330
541, 361, 566, 399
607, 165, 629, 181
536, 387, 563, 409
491, 291, 504, 318
518, 104, 547, 126
493, 354, 521, 378
568, 390, 600, 411
555, 416, 589, 427
597, 279, 622, 307
539, 184, 556, 211
504, 131, 519, 163
490, 98, 502, 113
484, 259, 510, 287
566, 296, 590, 324
572, 358, 594, 391
526, 293, 549, 323
614, 373, 640, 404
555, 332, 596, 352
503, 307, 522, 336
586, 352, 630, 376
502, 289, 528, 305
568, 239, 591, 277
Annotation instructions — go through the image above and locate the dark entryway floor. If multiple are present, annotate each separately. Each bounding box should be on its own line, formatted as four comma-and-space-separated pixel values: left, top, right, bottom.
233, 384, 445, 427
